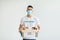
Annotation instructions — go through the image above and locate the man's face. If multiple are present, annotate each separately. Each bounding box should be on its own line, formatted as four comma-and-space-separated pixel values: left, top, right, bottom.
27, 7, 33, 15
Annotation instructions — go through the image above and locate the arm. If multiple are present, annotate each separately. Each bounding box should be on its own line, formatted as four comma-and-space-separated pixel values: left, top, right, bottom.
19, 24, 25, 32
35, 18, 41, 37
36, 24, 40, 31
36, 18, 41, 31
19, 24, 26, 37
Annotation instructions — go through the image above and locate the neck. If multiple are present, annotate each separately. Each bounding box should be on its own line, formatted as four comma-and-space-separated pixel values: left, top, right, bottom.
27, 14, 32, 18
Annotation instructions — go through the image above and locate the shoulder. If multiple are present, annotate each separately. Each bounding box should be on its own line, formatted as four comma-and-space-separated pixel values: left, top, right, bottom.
21, 16, 27, 20
33, 16, 40, 21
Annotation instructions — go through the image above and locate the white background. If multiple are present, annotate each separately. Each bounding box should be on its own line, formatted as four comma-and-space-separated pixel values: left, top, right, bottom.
0, 0, 60, 40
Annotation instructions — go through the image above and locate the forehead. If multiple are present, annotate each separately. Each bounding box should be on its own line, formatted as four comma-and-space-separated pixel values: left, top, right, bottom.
27, 7, 33, 10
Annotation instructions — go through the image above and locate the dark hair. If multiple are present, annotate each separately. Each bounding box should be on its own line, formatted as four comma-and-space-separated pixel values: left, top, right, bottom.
27, 5, 33, 8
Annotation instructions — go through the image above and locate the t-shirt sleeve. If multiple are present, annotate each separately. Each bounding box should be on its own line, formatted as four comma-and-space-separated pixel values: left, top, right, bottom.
20, 18, 24, 25
36, 18, 40, 25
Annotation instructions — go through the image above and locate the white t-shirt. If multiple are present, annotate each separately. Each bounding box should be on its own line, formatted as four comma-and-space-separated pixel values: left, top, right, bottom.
20, 16, 40, 39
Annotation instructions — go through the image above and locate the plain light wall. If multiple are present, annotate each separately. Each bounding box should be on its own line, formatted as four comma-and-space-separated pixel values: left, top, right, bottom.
0, 0, 60, 40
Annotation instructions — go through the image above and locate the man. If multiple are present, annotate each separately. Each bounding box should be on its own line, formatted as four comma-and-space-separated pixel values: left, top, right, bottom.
19, 5, 40, 40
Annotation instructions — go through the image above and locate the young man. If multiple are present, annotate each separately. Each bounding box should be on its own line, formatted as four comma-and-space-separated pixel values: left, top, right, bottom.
19, 5, 40, 40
